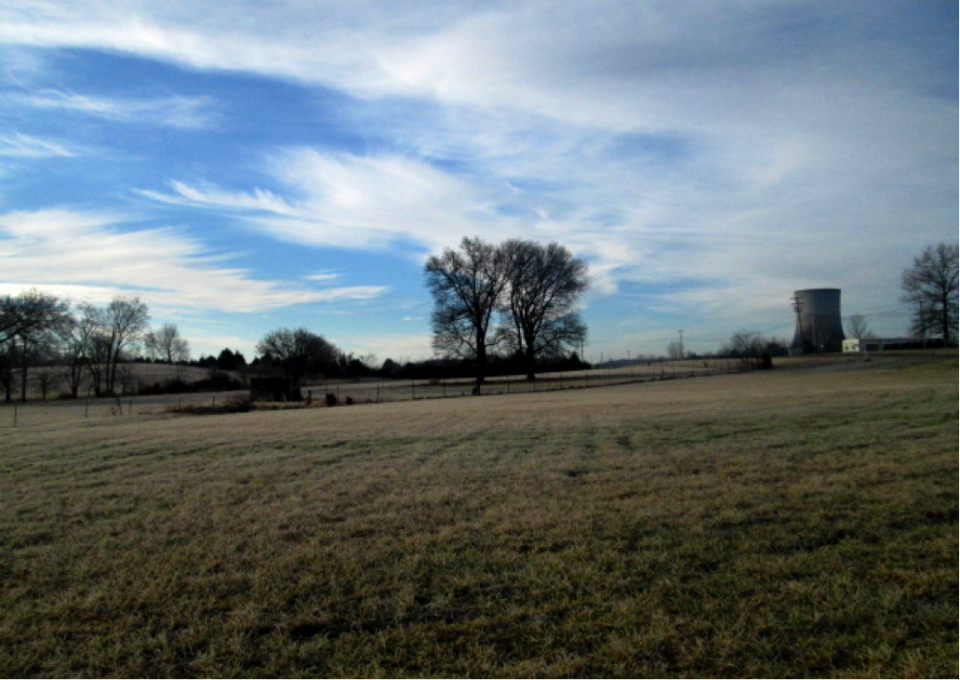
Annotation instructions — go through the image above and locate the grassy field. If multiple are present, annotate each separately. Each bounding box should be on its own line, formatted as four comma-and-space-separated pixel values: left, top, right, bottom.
0, 356, 956, 677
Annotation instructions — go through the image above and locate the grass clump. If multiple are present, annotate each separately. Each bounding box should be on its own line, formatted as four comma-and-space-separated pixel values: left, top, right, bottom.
0, 356, 955, 677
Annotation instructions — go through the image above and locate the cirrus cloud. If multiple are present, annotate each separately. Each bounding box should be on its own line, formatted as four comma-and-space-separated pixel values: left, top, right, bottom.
0, 208, 387, 313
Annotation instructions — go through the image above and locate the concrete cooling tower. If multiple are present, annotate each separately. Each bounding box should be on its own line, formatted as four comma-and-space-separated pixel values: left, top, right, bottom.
791, 288, 845, 353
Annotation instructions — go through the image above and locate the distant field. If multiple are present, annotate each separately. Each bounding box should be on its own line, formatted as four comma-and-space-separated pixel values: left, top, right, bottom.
0, 357, 743, 428
0, 356, 956, 677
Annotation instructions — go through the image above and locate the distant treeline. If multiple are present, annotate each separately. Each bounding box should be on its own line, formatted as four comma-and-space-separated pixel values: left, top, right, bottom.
377, 352, 590, 382
164, 349, 591, 383
137, 371, 245, 396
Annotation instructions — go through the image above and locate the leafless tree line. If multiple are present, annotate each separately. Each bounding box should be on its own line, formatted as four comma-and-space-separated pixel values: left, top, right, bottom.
0, 291, 190, 401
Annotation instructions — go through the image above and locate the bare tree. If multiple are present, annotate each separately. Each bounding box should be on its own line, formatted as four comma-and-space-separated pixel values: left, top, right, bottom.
256, 327, 340, 381
901, 243, 958, 345
845, 314, 873, 340
145, 323, 191, 379
75, 296, 150, 396
425, 237, 510, 391
722, 329, 775, 369
108, 297, 149, 394
0, 339, 14, 402
0, 289, 71, 401
500, 240, 588, 381
145, 323, 190, 363
666, 340, 684, 360
60, 311, 93, 398
76, 304, 110, 397
32, 369, 59, 401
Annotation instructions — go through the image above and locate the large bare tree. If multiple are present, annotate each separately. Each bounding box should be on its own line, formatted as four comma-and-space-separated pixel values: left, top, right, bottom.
425, 237, 510, 390
88, 296, 150, 396
901, 243, 958, 345
108, 296, 149, 394
501, 240, 588, 381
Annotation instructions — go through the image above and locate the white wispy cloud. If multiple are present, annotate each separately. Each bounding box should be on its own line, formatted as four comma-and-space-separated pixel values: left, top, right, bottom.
0, 209, 387, 313
139, 181, 299, 215
143, 150, 521, 252
304, 271, 340, 282
9, 89, 219, 129
0, 132, 75, 158
0, 1, 953, 349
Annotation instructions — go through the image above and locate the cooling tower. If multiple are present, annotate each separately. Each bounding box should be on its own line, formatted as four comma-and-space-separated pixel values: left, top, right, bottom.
791, 288, 845, 353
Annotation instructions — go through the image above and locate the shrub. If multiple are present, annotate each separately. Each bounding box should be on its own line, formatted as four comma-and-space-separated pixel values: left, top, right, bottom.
222, 395, 252, 413
165, 395, 252, 416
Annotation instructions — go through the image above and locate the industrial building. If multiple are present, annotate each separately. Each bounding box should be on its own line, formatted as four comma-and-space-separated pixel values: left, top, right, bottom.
791, 288, 845, 353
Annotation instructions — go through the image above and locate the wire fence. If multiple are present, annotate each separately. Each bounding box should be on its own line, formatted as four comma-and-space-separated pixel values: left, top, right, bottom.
2, 350, 953, 428
0, 391, 246, 428
309, 357, 745, 405
2, 358, 744, 427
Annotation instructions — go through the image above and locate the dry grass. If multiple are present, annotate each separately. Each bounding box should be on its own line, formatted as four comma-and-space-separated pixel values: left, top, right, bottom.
0, 356, 956, 677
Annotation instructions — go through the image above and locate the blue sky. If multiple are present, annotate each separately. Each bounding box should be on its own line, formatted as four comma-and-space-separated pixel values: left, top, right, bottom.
1, 1, 956, 363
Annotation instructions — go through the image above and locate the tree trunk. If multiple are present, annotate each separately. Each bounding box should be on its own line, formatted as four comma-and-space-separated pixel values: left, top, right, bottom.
67, 362, 82, 399
525, 345, 536, 382
941, 293, 952, 345
2, 355, 12, 402
475, 341, 486, 394
20, 355, 27, 402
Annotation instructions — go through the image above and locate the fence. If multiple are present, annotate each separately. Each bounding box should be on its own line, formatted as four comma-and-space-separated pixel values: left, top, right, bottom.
309, 357, 746, 406
0, 391, 257, 428
3, 350, 952, 428
3, 359, 743, 427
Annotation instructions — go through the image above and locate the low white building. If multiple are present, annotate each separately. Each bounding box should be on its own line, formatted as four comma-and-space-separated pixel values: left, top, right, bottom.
843, 337, 928, 353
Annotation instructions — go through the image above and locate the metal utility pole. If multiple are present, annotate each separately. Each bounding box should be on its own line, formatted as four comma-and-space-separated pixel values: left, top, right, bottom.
791, 295, 804, 352
678, 330, 684, 360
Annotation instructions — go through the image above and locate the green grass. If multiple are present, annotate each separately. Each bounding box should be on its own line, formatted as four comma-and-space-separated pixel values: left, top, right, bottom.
0, 356, 956, 677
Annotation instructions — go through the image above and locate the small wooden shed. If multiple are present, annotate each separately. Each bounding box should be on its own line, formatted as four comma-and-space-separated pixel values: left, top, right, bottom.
250, 377, 302, 402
